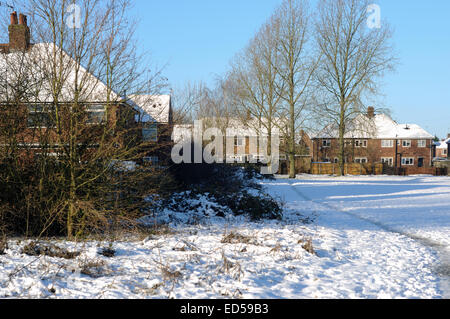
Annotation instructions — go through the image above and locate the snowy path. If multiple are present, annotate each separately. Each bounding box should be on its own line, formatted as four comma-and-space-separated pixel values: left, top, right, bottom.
266, 175, 450, 298
0, 176, 449, 299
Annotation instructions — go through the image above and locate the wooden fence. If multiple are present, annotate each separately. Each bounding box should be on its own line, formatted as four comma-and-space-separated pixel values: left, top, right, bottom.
311, 163, 383, 176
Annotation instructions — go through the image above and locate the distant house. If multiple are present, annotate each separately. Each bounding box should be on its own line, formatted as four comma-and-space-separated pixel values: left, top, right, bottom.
434, 136, 450, 159
312, 107, 435, 170
127, 95, 174, 166
0, 12, 172, 166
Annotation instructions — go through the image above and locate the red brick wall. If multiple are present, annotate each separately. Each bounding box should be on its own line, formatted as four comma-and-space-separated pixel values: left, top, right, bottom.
313, 138, 433, 169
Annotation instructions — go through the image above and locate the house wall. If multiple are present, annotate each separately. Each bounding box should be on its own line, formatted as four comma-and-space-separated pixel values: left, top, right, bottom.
312, 138, 433, 169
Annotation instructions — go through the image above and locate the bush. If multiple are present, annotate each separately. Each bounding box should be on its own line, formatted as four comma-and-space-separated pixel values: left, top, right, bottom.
158, 163, 283, 221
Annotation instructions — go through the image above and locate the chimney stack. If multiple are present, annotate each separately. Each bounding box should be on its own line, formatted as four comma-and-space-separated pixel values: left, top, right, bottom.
8, 12, 30, 51
367, 106, 375, 119
19, 13, 27, 26
10, 12, 18, 25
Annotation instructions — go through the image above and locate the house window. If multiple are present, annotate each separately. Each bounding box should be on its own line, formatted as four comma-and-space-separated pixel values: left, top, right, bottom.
322, 140, 331, 148
86, 105, 106, 124
444, 149, 448, 156
234, 137, 245, 147
355, 140, 368, 148
417, 140, 427, 148
402, 140, 411, 148
143, 123, 158, 142
381, 140, 394, 148
401, 157, 414, 166
27, 105, 55, 128
381, 157, 394, 167
355, 157, 368, 164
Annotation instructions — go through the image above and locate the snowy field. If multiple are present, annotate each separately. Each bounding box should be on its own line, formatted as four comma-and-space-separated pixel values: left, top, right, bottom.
0, 175, 449, 299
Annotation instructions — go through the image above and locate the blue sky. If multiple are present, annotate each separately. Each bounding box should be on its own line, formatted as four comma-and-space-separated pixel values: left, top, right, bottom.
131, 0, 450, 139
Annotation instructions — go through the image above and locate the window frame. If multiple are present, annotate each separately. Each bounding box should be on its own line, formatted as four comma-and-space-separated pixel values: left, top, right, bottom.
354, 157, 368, 164
402, 140, 412, 148
142, 123, 158, 142
86, 104, 106, 125
401, 157, 415, 166
355, 140, 368, 148
417, 140, 427, 148
381, 157, 394, 167
27, 105, 56, 129
381, 140, 394, 148
322, 140, 331, 148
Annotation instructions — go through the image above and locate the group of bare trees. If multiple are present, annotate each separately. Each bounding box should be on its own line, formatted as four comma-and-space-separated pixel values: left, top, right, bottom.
0, 0, 168, 238
175, 0, 395, 178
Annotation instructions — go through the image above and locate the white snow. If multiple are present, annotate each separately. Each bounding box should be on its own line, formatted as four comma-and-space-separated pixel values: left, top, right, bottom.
128, 95, 172, 124
315, 113, 434, 140
0, 175, 449, 299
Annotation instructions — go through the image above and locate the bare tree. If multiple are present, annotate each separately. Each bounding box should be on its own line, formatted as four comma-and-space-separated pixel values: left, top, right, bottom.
314, 0, 395, 175
271, 0, 318, 178
0, 0, 168, 238
229, 14, 284, 164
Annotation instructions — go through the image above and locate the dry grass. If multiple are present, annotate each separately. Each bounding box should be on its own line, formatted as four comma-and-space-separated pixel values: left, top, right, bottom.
299, 238, 316, 255
22, 241, 80, 259
0, 237, 7, 255
219, 250, 243, 281
161, 266, 183, 282
79, 258, 108, 278
221, 231, 254, 245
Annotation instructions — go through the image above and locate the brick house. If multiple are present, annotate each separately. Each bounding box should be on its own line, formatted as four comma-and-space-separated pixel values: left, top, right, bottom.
173, 117, 312, 174
434, 135, 450, 159
0, 12, 172, 165
312, 107, 435, 171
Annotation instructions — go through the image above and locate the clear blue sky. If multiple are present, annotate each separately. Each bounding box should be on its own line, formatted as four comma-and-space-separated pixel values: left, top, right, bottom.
131, 0, 450, 139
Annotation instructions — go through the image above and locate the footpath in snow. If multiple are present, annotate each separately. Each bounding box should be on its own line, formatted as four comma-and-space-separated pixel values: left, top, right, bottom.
0, 175, 449, 299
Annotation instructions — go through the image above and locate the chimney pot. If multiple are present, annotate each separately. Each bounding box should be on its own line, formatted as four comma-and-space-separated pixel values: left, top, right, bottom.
10, 12, 18, 25
367, 106, 375, 119
19, 14, 27, 26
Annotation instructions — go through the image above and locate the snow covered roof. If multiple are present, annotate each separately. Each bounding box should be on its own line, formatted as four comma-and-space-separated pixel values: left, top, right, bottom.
0, 43, 120, 103
435, 138, 450, 149
201, 117, 283, 137
127, 95, 172, 123
314, 113, 434, 140
172, 124, 193, 143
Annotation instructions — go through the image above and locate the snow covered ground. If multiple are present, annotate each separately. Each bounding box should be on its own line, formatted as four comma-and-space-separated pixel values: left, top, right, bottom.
0, 175, 449, 299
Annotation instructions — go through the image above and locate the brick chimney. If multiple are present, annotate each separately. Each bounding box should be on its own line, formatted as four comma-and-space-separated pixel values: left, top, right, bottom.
367, 106, 375, 119
8, 12, 30, 51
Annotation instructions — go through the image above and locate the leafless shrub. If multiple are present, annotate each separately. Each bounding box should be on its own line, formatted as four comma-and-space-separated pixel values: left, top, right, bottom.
221, 231, 254, 245
299, 238, 316, 255
22, 242, 80, 259
99, 246, 116, 258
270, 243, 283, 254
161, 266, 183, 282
219, 251, 243, 281
0, 236, 7, 255
79, 258, 108, 278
